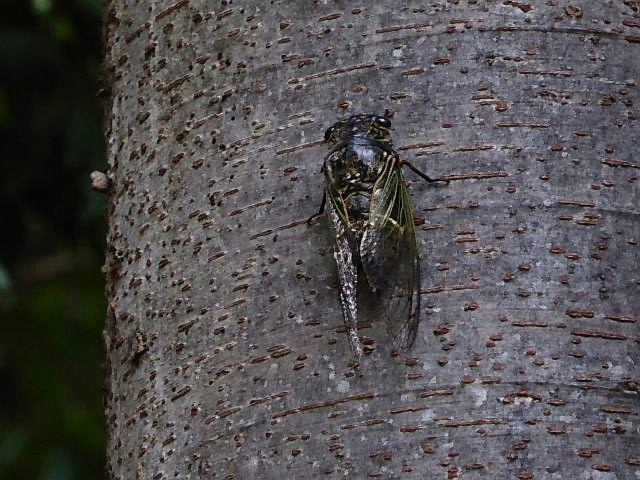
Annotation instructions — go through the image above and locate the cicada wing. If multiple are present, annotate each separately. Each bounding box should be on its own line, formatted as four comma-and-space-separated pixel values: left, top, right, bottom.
325, 182, 363, 356
360, 157, 421, 350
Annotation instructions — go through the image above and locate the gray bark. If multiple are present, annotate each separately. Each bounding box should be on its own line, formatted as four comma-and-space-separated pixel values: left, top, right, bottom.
103, 1, 639, 479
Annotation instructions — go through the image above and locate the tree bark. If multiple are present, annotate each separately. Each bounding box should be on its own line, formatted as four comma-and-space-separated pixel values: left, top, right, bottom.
103, 1, 639, 479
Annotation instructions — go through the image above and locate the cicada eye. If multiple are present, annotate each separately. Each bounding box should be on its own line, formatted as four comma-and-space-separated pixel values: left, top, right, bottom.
375, 116, 391, 128
324, 126, 335, 141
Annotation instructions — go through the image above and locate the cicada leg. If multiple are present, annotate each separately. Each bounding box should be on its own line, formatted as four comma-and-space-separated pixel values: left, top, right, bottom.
307, 191, 326, 224
401, 160, 449, 184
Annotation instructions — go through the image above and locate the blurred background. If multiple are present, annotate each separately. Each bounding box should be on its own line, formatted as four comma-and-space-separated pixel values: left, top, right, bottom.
0, 0, 106, 478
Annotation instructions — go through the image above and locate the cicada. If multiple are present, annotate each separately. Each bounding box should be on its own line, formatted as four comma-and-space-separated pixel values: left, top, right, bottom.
311, 114, 447, 356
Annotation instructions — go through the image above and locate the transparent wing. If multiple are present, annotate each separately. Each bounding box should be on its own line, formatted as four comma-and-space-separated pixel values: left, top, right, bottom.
325, 181, 363, 356
360, 156, 421, 350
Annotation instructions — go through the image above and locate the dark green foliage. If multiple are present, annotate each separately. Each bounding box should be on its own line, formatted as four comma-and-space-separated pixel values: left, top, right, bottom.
0, 0, 106, 478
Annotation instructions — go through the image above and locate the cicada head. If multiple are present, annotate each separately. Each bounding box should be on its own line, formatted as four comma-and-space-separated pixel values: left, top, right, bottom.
324, 114, 393, 150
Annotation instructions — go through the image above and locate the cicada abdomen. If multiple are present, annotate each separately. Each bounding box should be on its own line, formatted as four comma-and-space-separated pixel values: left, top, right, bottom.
315, 114, 447, 356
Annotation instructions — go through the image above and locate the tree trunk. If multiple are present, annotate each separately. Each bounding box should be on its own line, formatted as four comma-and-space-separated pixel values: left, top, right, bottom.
103, 1, 639, 478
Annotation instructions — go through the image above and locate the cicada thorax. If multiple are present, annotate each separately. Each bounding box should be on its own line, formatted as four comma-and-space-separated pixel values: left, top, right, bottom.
324, 137, 393, 238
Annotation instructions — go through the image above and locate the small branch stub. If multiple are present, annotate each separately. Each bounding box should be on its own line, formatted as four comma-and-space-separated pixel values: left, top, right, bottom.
90, 170, 111, 193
